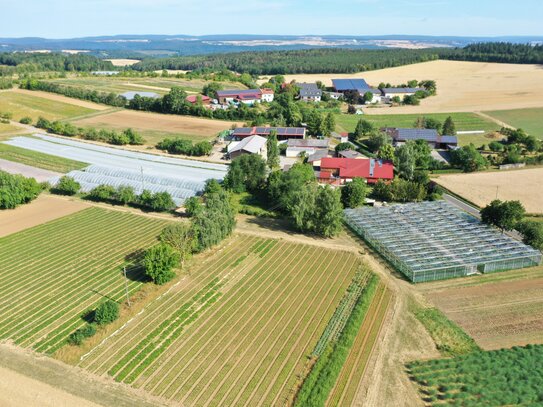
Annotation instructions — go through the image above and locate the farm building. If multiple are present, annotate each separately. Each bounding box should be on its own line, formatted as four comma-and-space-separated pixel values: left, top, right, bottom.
317, 157, 393, 185
120, 91, 160, 101
232, 126, 306, 140
362, 88, 383, 104
382, 127, 458, 149
338, 149, 365, 159
307, 150, 329, 166
186, 94, 211, 105
216, 88, 274, 105
332, 78, 370, 93
286, 138, 329, 158
381, 87, 424, 100
298, 83, 322, 102
227, 135, 267, 160
345, 201, 542, 283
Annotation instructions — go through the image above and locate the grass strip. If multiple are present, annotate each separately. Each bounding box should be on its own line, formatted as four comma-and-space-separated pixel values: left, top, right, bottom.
0, 143, 88, 173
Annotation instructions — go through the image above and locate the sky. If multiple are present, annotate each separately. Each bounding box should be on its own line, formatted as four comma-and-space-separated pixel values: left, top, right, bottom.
1, 0, 542, 38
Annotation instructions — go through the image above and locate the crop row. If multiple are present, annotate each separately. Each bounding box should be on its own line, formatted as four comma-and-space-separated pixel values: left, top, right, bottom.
80, 235, 259, 374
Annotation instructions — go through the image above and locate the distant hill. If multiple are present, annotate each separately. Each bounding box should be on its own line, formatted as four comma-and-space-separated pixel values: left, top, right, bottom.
1, 34, 542, 58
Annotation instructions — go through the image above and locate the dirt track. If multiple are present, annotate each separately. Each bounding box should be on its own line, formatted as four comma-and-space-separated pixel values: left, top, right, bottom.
0, 195, 88, 238
271, 60, 543, 113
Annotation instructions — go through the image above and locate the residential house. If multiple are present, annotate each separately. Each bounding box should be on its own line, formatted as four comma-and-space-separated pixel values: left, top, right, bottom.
324, 91, 342, 100
331, 131, 349, 143
381, 87, 424, 101
216, 88, 274, 105
227, 135, 267, 160
317, 157, 394, 185
232, 127, 306, 140
298, 83, 322, 102
285, 138, 330, 158
186, 94, 211, 105
363, 88, 383, 104
382, 127, 458, 149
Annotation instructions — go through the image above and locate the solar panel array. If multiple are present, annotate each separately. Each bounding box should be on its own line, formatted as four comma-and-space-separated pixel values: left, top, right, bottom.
345, 201, 542, 283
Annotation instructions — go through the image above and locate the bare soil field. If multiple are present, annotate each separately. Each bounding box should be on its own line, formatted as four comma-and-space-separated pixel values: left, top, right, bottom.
273, 60, 543, 113
73, 109, 242, 142
104, 59, 141, 67
434, 168, 543, 214
0, 195, 88, 238
421, 266, 543, 350
11, 88, 110, 111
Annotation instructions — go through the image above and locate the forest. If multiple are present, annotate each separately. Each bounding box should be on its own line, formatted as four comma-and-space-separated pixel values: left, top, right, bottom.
0, 53, 115, 73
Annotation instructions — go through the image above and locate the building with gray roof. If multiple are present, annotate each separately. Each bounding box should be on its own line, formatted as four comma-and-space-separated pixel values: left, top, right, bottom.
297, 83, 322, 102
382, 127, 458, 149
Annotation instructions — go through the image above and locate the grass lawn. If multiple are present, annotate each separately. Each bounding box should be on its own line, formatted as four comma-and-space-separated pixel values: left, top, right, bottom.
335, 112, 500, 147
0, 143, 88, 173
483, 107, 543, 139
0, 91, 95, 122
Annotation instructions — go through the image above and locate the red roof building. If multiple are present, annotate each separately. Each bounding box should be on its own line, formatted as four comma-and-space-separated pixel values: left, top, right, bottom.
318, 157, 394, 184
186, 95, 211, 105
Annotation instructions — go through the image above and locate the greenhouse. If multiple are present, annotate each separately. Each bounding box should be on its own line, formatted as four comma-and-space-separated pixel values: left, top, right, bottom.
345, 201, 542, 283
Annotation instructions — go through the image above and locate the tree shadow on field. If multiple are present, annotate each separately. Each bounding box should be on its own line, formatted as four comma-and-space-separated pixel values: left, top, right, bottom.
81, 309, 96, 323
123, 249, 151, 283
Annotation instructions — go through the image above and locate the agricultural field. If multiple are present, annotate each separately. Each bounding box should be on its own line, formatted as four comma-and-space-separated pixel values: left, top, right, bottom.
0, 90, 100, 122
47, 76, 247, 95
72, 109, 242, 144
434, 168, 543, 214
407, 344, 543, 406
79, 236, 361, 406
0, 143, 88, 173
335, 111, 501, 146
276, 60, 543, 113
0, 121, 22, 137
0, 207, 171, 355
420, 265, 543, 350
484, 107, 543, 139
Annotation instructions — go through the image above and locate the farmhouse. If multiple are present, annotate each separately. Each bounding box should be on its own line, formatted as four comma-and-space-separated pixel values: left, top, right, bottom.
382, 127, 458, 149
381, 87, 424, 100
298, 83, 322, 102
324, 91, 342, 100
286, 138, 329, 158
227, 135, 267, 160
232, 126, 306, 140
317, 157, 393, 185
332, 78, 370, 93
120, 91, 160, 101
186, 94, 211, 105
363, 88, 384, 104
216, 88, 274, 105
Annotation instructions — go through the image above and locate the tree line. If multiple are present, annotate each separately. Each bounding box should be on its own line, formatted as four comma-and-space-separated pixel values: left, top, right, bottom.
441, 42, 543, 65
0, 170, 43, 209
0, 52, 115, 73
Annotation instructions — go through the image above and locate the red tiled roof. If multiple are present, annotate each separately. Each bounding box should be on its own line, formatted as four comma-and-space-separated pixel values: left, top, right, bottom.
319, 158, 393, 182
261, 88, 274, 94
186, 95, 211, 104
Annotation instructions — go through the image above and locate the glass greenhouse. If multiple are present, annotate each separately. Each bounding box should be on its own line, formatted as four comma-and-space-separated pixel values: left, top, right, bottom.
345, 201, 542, 283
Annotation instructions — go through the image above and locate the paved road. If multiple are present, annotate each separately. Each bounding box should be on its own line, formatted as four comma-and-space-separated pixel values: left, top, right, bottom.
444, 193, 523, 241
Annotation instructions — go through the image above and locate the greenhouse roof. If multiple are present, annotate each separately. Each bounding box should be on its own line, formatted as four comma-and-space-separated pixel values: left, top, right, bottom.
345, 201, 541, 274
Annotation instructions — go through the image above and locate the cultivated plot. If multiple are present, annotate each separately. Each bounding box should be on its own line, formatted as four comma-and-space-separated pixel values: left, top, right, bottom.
80, 236, 360, 406
484, 107, 543, 139
0, 207, 170, 354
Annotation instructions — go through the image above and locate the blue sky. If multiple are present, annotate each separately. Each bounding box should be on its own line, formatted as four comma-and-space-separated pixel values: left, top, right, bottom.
2, 0, 541, 38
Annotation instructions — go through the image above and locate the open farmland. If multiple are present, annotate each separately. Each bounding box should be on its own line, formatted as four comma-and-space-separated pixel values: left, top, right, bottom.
0, 207, 170, 354
275, 60, 543, 113
72, 109, 242, 144
484, 107, 543, 139
434, 168, 543, 214
0, 143, 87, 173
79, 236, 362, 406
0, 90, 105, 122
420, 265, 543, 350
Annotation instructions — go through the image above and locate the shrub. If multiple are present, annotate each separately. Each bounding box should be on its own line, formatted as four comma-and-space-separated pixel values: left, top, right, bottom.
94, 300, 120, 325
0, 170, 42, 209
19, 116, 32, 125
144, 243, 180, 284
88, 184, 116, 201
52, 176, 80, 196
68, 323, 97, 346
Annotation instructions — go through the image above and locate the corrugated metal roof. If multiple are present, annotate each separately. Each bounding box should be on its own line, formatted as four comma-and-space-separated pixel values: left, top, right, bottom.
332, 78, 370, 91
228, 135, 267, 154
287, 138, 329, 148
382, 87, 424, 94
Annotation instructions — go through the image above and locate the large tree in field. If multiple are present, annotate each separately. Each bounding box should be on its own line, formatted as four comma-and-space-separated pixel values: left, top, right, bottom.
480, 199, 526, 233
323, 112, 336, 136
341, 178, 367, 208
266, 130, 280, 170
144, 243, 180, 285
314, 186, 344, 237
353, 119, 374, 141
159, 223, 194, 267
224, 154, 267, 193
442, 116, 456, 136
517, 221, 543, 250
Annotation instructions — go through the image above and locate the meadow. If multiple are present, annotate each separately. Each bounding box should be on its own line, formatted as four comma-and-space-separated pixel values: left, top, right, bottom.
79, 236, 361, 406
484, 107, 543, 139
0, 207, 170, 355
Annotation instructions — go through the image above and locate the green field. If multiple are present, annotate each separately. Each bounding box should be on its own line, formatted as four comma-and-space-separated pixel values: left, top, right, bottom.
484, 107, 543, 139
335, 112, 501, 146
0, 143, 88, 173
0, 91, 96, 122
407, 344, 543, 406
0, 208, 170, 355
48, 76, 247, 95
80, 236, 361, 406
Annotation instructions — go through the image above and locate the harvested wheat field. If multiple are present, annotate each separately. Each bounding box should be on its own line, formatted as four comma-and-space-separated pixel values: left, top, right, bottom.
73, 109, 242, 143
272, 60, 543, 114
0, 195, 88, 238
421, 266, 543, 350
104, 59, 141, 66
434, 168, 543, 214
11, 89, 110, 111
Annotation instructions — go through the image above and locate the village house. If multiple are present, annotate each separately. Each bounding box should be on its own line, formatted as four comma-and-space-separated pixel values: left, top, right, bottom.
186, 94, 211, 105
227, 135, 267, 160
232, 126, 306, 141
216, 88, 274, 105
316, 157, 394, 185
297, 83, 322, 102
381, 87, 424, 101
382, 127, 458, 149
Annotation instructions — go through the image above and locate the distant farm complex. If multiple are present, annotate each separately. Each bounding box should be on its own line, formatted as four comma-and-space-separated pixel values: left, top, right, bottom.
345, 201, 542, 283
